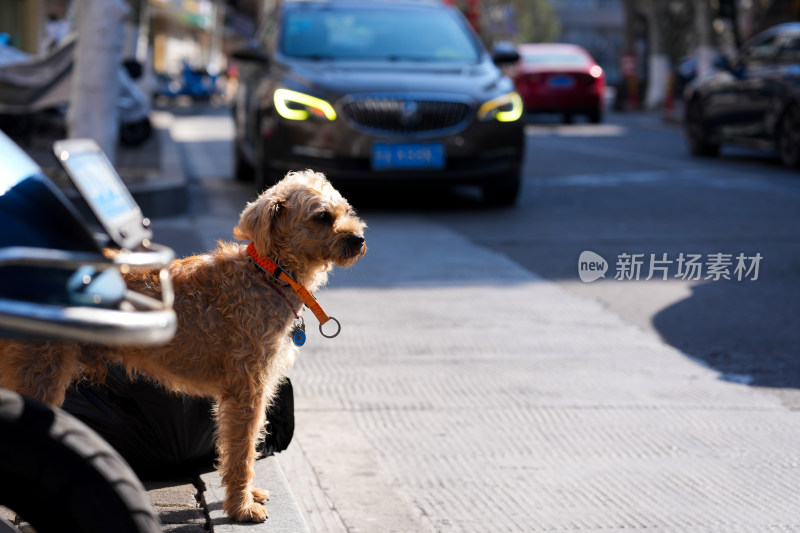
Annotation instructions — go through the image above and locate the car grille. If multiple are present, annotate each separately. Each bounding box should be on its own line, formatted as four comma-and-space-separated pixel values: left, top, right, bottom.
342, 96, 472, 137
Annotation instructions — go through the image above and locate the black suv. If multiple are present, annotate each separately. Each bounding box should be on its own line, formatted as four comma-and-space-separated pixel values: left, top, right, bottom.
685, 23, 800, 168
232, 0, 525, 205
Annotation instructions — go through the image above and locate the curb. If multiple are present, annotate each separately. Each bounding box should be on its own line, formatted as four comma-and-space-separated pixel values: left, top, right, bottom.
200, 456, 309, 533
128, 113, 189, 219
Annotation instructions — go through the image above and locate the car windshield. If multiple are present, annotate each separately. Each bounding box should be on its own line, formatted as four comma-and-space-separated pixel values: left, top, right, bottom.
522, 52, 588, 66
281, 7, 480, 62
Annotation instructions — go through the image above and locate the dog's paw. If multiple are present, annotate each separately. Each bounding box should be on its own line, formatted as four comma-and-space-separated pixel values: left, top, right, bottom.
232, 502, 268, 523
252, 487, 270, 503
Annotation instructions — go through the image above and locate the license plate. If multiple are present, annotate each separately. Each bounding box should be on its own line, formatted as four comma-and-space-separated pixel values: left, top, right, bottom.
549, 76, 574, 88
372, 142, 445, 170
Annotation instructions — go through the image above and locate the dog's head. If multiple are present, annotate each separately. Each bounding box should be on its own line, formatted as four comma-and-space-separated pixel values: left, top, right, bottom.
234, 170, 367, 278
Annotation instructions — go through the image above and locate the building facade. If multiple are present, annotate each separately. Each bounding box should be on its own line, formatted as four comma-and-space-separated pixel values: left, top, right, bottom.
550, 0, 624, 84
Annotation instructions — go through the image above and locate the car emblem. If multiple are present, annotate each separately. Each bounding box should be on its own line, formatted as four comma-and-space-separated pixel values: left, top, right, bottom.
398, 100, 420, 128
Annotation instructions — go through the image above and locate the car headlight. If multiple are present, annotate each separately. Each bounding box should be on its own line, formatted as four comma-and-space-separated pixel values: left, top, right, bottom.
274, 89, 337, 121
478, 92, 523, 122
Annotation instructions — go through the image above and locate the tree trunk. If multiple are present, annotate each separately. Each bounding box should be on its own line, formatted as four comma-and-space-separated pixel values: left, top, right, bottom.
66, 0, 129, 164
640, 0, 668, 110
695, 0, 714, 80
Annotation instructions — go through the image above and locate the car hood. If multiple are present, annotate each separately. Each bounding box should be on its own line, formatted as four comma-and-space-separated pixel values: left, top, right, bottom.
280, 59, 511, 102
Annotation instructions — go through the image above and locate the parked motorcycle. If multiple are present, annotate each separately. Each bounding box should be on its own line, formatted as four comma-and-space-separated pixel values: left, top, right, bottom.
154, 60, 222, 103
0, 131, 175, 533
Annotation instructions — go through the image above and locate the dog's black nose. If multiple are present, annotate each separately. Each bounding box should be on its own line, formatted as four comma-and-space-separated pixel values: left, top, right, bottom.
346, 234, 365, 251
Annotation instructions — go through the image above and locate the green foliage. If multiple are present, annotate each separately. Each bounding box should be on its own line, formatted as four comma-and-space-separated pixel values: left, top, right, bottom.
514, 0, 561, 43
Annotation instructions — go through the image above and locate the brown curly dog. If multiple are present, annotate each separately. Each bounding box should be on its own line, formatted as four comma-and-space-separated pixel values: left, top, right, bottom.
0, 170, 367, 522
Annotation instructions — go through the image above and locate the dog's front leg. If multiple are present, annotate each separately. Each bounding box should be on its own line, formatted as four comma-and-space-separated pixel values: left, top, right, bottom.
216, 390, 269, 522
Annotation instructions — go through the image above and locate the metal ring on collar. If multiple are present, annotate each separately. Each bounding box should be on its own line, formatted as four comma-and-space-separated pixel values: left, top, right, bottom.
319, 316, 341, 338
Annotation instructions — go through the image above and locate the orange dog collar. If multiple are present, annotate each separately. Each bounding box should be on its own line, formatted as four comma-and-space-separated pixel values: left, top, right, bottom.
246, 242, 341, 338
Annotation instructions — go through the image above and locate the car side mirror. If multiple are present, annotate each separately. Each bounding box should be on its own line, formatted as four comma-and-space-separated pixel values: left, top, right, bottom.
492, 42, 520, 65
231, 46, 269, 65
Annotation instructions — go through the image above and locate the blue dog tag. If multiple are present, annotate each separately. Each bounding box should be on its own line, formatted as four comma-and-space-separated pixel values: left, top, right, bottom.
291, 317, 306, 347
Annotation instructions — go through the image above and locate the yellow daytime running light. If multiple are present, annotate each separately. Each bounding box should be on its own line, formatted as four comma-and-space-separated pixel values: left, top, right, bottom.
478, 92, 523, 122
274, 89, 337, 121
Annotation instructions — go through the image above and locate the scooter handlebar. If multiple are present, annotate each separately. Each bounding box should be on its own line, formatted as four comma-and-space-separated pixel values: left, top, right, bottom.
0, 244, 176, 345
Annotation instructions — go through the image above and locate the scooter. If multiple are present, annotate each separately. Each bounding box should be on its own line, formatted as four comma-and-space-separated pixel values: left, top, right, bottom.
0, 131, 175, 533
155, 60, 221, 102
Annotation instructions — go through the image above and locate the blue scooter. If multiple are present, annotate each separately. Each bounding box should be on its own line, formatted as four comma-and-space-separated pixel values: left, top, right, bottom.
155, 60, 221, 102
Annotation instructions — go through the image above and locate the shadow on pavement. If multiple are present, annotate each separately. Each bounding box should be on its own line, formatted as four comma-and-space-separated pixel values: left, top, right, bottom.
343, 186, 486, 213
652, 272, 800, 391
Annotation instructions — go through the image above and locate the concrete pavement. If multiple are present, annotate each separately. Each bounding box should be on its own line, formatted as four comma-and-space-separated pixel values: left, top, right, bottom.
277, 215, 800, 532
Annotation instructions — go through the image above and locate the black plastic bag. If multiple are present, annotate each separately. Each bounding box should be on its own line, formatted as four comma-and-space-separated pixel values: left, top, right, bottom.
62, 364, 294, 480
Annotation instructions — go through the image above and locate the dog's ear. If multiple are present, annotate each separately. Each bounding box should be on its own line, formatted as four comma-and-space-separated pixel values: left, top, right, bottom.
267, 197, 285, 221
233, 195, 286, 244
233, 200, 258, 241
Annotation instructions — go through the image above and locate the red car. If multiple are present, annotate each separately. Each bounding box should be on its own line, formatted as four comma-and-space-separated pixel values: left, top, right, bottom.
512, 43, 605, 123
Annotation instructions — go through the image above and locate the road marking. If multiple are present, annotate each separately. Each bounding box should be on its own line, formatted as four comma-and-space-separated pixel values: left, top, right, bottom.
532, 169, 800, 195
166, 114, 235, 142
525, 124, 627, 137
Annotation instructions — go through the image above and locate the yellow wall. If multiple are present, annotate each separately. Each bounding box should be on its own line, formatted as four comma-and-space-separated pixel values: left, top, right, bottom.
0, 0, 45, 53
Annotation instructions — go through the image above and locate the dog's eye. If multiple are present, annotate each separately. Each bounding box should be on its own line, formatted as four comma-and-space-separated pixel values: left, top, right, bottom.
315, 210, 333, 223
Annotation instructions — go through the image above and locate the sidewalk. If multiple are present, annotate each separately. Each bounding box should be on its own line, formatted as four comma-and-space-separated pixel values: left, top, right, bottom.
280, 216, 800, 531
144, 456, 308, 533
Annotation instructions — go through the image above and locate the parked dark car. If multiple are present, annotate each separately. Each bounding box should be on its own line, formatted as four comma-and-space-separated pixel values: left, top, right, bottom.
684, 23, 800, 167
674, 51, 726, 98
511, 43, 605, 124
232, 0, 525, 205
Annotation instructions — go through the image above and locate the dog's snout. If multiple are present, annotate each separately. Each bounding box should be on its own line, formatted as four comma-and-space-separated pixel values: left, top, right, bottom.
346, 234, 365, 251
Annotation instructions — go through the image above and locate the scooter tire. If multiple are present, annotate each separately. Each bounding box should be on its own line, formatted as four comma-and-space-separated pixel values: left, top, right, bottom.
0, 388, 160, 533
